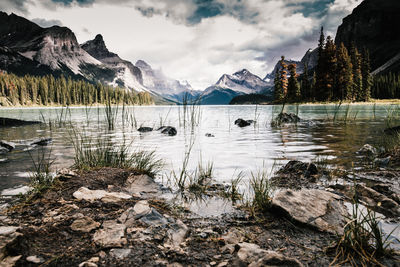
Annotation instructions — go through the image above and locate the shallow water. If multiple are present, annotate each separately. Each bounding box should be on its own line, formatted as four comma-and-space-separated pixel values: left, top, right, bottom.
0, 104, 397, 192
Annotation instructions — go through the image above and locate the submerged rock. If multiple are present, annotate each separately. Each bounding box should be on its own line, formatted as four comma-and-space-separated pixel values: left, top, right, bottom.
278, 160, 318, 177
384, 125, 400, 135
357, 144, 377, 157
93, 221, 127, 248
0, 117, 41, 127
0, 141, 15, 152
137, 127, 153, 133
73, 187, 132, 202
271, 113, 301, 126
158, 126, 177, 136
124, 174, 161, 198
234, 118, 254, 127
236, 242, 303, 267
31, 138, 52, 146
272, 189, 348, 234
205, 133, 215, 137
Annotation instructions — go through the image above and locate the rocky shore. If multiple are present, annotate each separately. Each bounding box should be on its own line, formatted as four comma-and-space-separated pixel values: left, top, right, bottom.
0, 157, 399, 266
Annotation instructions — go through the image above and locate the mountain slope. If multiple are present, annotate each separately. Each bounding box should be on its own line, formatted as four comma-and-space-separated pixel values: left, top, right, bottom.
335, 0, 400, 74
201, 69, 272, 105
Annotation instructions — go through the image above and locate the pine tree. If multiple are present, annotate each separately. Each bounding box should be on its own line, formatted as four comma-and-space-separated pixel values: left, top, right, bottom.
287, 63, 300, 102
274, 68, 283, 103
301, 63, 311, 101
324, 36, 337, 101
335, 43, 353, 101
315, 27, 326, 101
350, 45, 363, 101
279, 56, 288, 99
361, 48, 372, 102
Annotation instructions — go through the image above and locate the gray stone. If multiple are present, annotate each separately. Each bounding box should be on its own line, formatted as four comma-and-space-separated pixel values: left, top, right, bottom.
0, 227, 18, 236
73, 187, 131, 202
166, 219, 188, 247
374, 156, 391, 167
140, 208, 168, 226
26, 255, 43, 264
0, 141, 15, 152
0, 255, 22, 267
110, 248, 132, 259
158, 126, 177, 136
137, 127, 153, 133
236, 242, 302, 267
357, 144, 377, 157
78, 262, 97, 267
125, 174, 161, 197
31, 138, 52, 146
272, 189, 348, 234
93, 221, 126, 248
1, 186, 31, 196
71, 217, 100, 232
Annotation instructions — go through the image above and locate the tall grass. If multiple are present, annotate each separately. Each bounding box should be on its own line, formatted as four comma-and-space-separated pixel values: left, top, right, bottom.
224, 170, 244, 202
179, 92, 202, 132
248, 169, 274, 213
27, 147, 55, 196
332, 199, 396, 266
105, 97, 118, 131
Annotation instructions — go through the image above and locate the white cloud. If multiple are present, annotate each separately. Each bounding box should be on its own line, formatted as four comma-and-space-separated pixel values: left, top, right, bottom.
6, 0, 362, 90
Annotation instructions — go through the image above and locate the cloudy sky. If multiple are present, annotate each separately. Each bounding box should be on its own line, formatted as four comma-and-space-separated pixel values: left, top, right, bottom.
1, 0, 361, 90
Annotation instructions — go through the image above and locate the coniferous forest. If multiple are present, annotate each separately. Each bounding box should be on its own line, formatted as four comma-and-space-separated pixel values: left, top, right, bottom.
274, 27, 400, 103
0, 71, 154, 106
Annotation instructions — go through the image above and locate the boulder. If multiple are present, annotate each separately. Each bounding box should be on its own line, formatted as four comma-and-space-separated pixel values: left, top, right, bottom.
234, 118, 253, 127
71, 216, 100, 232
0, 141, 15, 152
0, 117, 41, 127
158, 126, 177, 136
73, 187, 132, 203
93, 221, 127, 248
124, 174, 161, 198
278, 160, 318, 177
137, 127, 153, 133
236, 242, 302, 267
31, 138, 52, 146
272, 189, 348, 234
357, 144, 377, 158
271, 113, 301, 126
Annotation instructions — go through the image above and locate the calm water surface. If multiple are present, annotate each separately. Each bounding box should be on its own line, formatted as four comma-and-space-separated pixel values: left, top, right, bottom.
0, 104, 396, 191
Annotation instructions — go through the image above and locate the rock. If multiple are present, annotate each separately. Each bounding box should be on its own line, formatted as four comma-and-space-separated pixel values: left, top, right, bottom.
272, 189, 348, 234
374, 156, 391, 167
0, 141, 15, 152
140, 208, 169, 226
30, 138, 52, 146
234, 118, 253, 127
0, 255, 22, 267
73, 187, 132, 202
71, 216, 100, 232
124, 174, 161, 198
1, 186, 31, 196
357, 144, 377, 157
236, 242, 302, 267
0, 148, 8, 155
0, 227, 18, 236
93, 221, 127, 248
271, 113, 301, 126
221, 230, 243, 244
0, 117, 41, 127
205, 133, 215, 137
118, 200, 152, 227
137, 127, 153, 133
158, 126, 177, 136
384, 125, 400, 135
26, 255, 43, 264
166, 219, 188, 247
110, 248, 132, 259
78, 262, 97, 267
278, 160, 319, 177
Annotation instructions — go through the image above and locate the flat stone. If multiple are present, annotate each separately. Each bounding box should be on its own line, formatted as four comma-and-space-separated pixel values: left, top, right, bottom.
166, 219, 188, 247
236, 243, 302, 267
78, 262, 97, 267
0, 255, 22, 267
272, 189, 348, 234
71, 217, 100, 232
133, 200, 151, 216
26, 255, 43, 264
0, 227, 18, 236
1, 186, 31, 196
124, 175, 161, 197
140, 208, 168, 226
93, 221, 126, 248
73, 187, 131, 202
110, 248, 132, 259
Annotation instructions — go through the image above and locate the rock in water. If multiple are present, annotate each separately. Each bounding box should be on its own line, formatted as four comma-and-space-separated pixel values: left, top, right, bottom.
357, 144, 377, 158
278, 160, 318, 177
93, 221, 127, 248
31, 138, 52, 146
137, 127, 153, 133
0, 141, 15, 152
234, 118, 254, 127
272, 189, 348, 234
0, 117, 41, 127
158, 126, 177, 136
271, 113, 301, 126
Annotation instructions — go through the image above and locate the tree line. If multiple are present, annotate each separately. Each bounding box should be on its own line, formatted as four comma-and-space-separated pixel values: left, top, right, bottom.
0, 71, 154, 106
274, 27, 377, 103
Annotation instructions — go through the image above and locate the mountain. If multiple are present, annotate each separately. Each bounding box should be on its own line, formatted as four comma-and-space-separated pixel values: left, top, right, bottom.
0, 11, 195, 103
200, 69, 273, 104
335, 0, 400, 74
135, 60, 200, 102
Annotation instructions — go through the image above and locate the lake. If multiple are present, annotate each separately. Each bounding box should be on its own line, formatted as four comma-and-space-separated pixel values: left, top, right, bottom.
0, 103, 397, 192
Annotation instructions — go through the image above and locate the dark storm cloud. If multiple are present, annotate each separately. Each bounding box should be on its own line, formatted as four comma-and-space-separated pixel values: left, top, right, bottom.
0, 0, 30, 14
187, 0, 224, 24
31, 17, 63, 27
